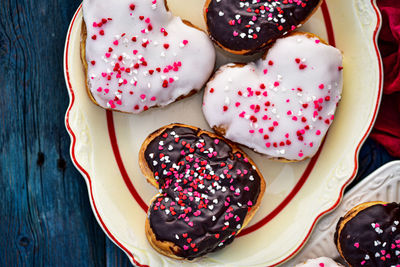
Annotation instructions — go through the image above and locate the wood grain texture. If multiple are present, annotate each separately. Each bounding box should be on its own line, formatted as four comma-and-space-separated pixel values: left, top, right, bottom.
0, 0, 130, 266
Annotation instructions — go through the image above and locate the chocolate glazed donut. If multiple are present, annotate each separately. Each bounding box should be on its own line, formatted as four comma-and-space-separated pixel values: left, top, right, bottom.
205, 0, 322, 54
139, 124, 265, 260
334, 202, 400, 267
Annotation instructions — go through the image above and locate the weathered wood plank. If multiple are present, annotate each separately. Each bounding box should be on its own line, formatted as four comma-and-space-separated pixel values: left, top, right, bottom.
0, 0, 114, 265
106, 239, 132, 267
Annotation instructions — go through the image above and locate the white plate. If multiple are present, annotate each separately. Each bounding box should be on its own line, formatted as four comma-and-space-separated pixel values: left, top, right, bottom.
285, 160, 400, 266
64, 0, 383, 266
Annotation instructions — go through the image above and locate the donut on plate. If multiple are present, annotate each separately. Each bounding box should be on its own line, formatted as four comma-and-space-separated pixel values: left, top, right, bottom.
202, 32, 343, 161
295, 257, 343, 267
81, 0, 215, 113
204, 0, 322, 54
139, 124, 265, 259
334, 201, 400, 267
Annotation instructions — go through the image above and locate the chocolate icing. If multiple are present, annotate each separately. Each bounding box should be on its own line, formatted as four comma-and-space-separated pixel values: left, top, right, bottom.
206, 0, 321, 53
335, 203, 400, 266
144, 125, 262, 259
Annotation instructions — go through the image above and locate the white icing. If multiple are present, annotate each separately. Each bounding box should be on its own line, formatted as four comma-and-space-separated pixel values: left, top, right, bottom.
83, 0, 215, 113
295, 257, 342, 267
203, 34, 343, 161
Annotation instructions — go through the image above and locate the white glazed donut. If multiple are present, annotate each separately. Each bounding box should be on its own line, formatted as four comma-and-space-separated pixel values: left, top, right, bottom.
295, 257, 343, 267
82, 0, 216, 113
202, 33, 343, 161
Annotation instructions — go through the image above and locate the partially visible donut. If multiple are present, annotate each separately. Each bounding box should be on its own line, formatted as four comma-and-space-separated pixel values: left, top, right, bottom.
81, 0, 215, 113
295, 257, 343, 267
139, 124, 265, 260
334, 201, 400, 267
204, 0, 322, 54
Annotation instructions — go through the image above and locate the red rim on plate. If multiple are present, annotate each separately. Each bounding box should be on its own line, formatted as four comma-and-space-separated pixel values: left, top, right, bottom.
64, 1, 383, 265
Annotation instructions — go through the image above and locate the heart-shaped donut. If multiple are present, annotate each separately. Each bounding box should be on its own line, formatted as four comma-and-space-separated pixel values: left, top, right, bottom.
139, 124, 265, 259
202, 33, 343, 161
82, 0, 215, 113
205, 0, 322, 54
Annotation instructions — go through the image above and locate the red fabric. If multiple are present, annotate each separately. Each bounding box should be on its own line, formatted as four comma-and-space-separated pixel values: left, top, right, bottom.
370, 0, 400, 157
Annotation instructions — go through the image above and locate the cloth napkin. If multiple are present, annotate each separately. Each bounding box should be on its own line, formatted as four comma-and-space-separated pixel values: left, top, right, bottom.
370, 0, 400, 157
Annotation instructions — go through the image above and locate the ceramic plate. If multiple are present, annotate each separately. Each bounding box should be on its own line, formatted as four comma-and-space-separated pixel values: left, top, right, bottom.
64, 0, 383, 266
285, 160, 400, 266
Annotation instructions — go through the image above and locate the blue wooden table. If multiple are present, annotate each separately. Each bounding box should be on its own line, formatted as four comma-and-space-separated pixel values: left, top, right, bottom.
0, 0, 397, 266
